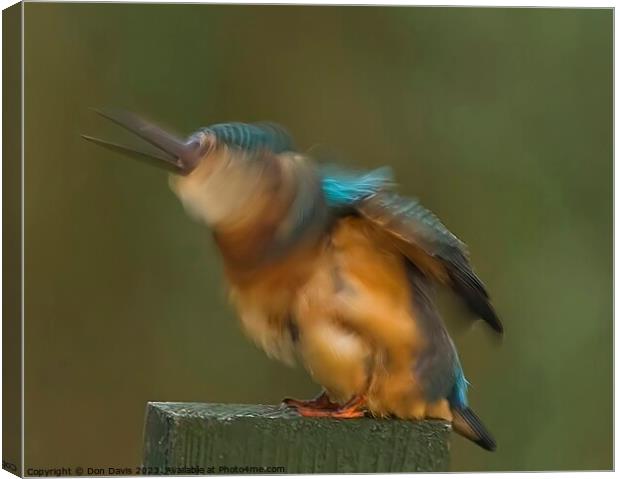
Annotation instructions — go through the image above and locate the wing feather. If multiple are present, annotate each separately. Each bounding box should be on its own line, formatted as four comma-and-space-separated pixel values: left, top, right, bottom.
357, 191, 503, 333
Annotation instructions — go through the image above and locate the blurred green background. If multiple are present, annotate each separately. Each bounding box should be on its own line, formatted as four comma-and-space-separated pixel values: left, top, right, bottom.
23, 4, 612, 472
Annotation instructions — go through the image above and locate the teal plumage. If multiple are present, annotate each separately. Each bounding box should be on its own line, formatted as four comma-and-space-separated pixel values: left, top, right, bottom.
320, 166, 394, 207
203, 122, 295, 154
450, 365, 470, 408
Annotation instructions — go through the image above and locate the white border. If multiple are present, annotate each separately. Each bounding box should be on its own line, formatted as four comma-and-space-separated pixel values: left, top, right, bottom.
0, 2, 615, 479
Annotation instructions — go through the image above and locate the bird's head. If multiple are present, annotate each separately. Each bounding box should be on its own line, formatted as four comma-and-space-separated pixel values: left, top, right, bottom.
83, 109, 295, 227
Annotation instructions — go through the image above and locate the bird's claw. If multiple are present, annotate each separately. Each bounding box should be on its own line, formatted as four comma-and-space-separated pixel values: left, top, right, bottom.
281, 391, 339, 411
283, 393, 367, 418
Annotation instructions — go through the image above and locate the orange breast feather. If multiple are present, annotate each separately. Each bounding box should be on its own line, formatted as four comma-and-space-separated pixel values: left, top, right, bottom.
225, 215, 448, 420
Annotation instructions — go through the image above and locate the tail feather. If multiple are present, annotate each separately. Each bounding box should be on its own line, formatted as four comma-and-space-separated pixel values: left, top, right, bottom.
452, 407, 497, 452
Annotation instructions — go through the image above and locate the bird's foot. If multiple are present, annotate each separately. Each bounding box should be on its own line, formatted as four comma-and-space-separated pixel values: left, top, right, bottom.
290, 395, 367, 419
282, 391, 339, 411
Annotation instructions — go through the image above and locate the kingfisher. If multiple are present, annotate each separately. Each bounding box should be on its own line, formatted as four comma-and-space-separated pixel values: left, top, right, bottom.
84, 109, 502, 451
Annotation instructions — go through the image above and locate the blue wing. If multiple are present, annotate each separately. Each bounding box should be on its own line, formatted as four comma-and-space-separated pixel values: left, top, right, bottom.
319, 166, 501, 334
320, 166, 394, 207
357, 192, 502, 334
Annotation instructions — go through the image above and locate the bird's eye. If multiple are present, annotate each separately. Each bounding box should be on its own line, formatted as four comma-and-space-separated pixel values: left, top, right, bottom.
187, 138, 202, 151
179, 131, 215, 174
188, 131, 208, 147
187, 130, 215, 156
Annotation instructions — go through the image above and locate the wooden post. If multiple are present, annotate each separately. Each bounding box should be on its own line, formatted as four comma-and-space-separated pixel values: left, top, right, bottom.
143, 402, 450, 473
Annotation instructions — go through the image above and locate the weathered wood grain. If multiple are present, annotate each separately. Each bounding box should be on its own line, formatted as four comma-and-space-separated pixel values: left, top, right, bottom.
143, 402, 450, 473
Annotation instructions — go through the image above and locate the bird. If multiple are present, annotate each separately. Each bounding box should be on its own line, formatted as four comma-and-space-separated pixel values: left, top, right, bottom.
83, 109, 502, 451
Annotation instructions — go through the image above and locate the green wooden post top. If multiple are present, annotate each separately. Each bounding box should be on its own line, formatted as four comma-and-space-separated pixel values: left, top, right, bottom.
143, 402, 451, 474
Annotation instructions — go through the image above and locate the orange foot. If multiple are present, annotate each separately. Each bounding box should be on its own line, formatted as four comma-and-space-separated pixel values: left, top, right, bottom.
282, 391, 339, 411
293, 395, 367, 419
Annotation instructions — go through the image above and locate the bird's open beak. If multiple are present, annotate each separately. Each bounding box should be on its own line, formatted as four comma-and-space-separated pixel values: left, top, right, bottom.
82, 109, 205, 175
